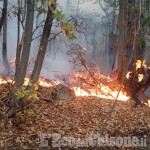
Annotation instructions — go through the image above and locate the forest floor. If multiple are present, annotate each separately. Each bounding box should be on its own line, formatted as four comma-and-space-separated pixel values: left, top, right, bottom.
0, 84, 150, 149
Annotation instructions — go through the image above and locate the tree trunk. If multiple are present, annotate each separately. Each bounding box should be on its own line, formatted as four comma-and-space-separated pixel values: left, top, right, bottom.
136, 0, 145, 60
15, 0, 22, 79
118, 0, 127, 81
2, 0, 10, 75
76, 0, 80, 16
15, 0, 35, 87
0, 0, 7, 33
30, 2, 56, 83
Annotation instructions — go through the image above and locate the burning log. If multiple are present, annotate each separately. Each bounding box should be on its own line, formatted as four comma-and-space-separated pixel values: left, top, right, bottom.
124, 60, 150, 107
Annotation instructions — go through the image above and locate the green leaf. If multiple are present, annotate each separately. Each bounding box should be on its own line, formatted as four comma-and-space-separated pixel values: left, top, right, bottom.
35, 6, 47, 16
62, 22, 76, 39
54, 10, 65, 21
24, 90, 30, 96
31, 94, 39, 100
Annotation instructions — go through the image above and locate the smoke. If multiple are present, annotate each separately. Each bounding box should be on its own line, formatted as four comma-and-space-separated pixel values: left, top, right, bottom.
0, 0, 114, 78
40, 52, 73, 79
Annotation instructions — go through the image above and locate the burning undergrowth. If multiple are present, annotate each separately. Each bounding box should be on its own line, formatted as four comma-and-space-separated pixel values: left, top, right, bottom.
0, 67, 129, 104
0, 47, 150, 149
0, 44, 130, 103
0, 44, 150, 107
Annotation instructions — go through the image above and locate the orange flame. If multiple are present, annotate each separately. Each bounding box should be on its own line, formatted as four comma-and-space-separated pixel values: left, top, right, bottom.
0, 74, 129, 101
2, 59, 150, 103
126, 60, 147, 82
0, 77, 59, 88
70, 69, 129, 101
136, 60, 147, 70
73, 86, 129, 101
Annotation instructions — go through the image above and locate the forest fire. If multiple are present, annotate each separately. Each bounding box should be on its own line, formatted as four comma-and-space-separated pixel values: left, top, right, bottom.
0, 73, 129, 101
73, 86, 129, 101
69, 70, 129, 101
126, 71, 144, 82
0, 77, 59, 87
0, 60, 149, 102
136, 60, 147, 70
126, 60, 147, 82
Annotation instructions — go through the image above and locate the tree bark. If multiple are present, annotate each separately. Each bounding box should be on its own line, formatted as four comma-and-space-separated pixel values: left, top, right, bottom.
30, 1, 56, 83
118, 0, 127, 81
15, 0, 22, 79
15, 0, 35, 87
0, 0, 7, 33
2, 0, 10, 75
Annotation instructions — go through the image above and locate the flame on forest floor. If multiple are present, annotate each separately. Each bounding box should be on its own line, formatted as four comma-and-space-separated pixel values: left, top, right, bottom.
0, 74, 129, 101
1, 59, 149, 102
73, 86, 129, 101
0, 77, 59, 87
70, 71, 129, 101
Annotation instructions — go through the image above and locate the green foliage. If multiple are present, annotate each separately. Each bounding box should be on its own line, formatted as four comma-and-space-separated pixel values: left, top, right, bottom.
35, 5, 47, 16
15, 80, 39, 101
35, 0, 56, 16
15, 86, 30, 99
53, 9, 76, 39
54, 10, 65, 21
62, 22, 77, 40
35, 1, 76, 40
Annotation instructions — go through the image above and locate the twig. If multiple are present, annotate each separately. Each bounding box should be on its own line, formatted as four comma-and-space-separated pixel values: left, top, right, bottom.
70, 44, 116, 98
48, 31, 62, 41
99, 82, 123, 134
32, 34, 42, 41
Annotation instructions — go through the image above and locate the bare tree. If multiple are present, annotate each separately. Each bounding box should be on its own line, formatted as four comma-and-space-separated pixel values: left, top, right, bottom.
117, 0, 127, 80
15, 0, 22, 79
30, 0, 57, 83
2, 0, 10, 74
15, 0, 35, 87
0, 0, 7, 32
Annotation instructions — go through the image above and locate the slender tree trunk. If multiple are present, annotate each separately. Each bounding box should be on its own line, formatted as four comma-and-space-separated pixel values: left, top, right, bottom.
30, 2, 56, 83
15, 0, 35, 87
118, 0, 126, 80
0, 0, 7, 32
136, 0, 145, 60
15, 0, 22, 78
2, 0, 10, 75
76, 0, 80, 16
118, 0, 129, 81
